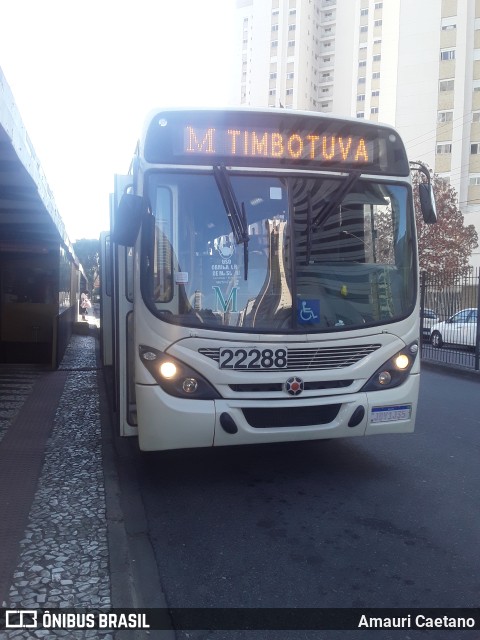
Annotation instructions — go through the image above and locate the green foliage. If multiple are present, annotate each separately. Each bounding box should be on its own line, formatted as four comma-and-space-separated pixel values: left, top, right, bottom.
412, 164, 478, 281
73, 238, 100, 289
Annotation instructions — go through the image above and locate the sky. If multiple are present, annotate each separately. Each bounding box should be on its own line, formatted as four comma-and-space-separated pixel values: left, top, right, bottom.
0, 0, 238, 243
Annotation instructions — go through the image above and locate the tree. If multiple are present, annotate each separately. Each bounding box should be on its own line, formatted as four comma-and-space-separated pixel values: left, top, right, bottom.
412, 164, 478, 279
73, 238, 100, 289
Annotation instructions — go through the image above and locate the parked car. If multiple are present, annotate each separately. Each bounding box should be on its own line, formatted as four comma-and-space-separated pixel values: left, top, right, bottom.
430, 308, 478, 349
421, 308, 439, 340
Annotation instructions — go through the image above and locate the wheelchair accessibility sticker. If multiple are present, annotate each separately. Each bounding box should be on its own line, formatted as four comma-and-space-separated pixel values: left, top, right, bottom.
297, 299, 320, 324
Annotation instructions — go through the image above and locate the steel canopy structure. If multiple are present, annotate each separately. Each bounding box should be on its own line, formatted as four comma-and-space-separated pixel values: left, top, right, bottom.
0, 67, 84, 366
0, 67, 76, 254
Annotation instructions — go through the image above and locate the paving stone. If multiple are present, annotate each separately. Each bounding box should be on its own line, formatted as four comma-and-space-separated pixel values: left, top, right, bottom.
0, 335, 112, 639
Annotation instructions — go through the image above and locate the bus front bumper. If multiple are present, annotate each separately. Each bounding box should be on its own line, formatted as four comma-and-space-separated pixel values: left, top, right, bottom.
135, 374, 418, 451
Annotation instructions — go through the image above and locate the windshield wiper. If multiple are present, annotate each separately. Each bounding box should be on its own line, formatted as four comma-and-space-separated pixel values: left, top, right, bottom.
213, 165, 249, 280
311, 170, 361, 232
305, 191, 312, 265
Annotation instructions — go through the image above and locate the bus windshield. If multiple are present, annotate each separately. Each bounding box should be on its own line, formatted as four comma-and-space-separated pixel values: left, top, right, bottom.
141, 170, 416, 333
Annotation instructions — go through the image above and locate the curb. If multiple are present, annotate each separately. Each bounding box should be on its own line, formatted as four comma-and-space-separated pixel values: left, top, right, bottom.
421, 358, 480, 381
97, 347, 175, 640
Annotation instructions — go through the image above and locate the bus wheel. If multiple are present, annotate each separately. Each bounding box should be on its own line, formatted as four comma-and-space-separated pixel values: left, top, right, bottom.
431, 331, 443, 348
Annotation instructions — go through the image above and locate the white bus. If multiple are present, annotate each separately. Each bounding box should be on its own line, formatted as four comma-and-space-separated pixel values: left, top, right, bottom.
103, 108, 436, 451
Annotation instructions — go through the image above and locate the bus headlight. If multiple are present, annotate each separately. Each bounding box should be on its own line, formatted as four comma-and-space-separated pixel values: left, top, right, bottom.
160, 361, 177, 379
361, 342, 418, 392
139, 345, 221, 400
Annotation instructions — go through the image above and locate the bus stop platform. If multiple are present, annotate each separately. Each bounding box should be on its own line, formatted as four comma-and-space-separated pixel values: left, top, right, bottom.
0, 320, 170, 639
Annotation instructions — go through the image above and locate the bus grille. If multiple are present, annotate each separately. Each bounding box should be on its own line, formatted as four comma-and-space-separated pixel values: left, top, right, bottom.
229, 380, 353, 392
242, 404, 341, 428
198, 344, 380, 370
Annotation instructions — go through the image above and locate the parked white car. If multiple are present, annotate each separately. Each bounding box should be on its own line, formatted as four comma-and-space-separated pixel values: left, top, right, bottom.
431, 308, 478, 349
421, 308, 439, 340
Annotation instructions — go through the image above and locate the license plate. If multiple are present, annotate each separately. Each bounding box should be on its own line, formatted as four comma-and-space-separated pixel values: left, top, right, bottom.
371, 404, 412, 423
219, 346, 288, 370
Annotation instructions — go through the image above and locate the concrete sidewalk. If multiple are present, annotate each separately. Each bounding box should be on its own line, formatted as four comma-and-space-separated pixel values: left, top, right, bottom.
0, 304, 175, 639
0, 334, 114, 639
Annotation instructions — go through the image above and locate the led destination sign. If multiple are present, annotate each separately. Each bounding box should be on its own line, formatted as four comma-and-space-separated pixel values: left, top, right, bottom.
184, 126, 371, 165
143, 111, 410, 175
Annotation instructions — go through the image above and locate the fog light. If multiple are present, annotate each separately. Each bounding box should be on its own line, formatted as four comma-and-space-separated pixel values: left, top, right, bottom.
378, 371, 392, 385
160, 361, 177, 379
394, 354, 410, 370
182, 378, 198, 393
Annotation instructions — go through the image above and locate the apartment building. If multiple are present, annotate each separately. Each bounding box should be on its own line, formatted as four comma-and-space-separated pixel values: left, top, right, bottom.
235, 0, 480, 266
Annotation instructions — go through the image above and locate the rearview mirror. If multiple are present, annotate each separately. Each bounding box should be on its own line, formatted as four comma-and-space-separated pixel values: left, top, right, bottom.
419, 183, 437, 224
113, 193, 144, 246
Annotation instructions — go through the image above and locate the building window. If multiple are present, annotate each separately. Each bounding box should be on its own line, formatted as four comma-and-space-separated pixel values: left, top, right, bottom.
288, 40, 295, 47
359, 60, 367, 67
436, 143, 452, 154
437, 111, 453, 123
269, 90, 276, 96
371, 107, 379, 114
440, 49, 456, 61
358, 77, 366, 84
373, 54, 381, 61
357, 112, 365, 118
439, 79, 454, 91
361, 8, 368, 16
372, 90, 380, 97
374, 20, 383, 27
441, 17, 456, 30
270, 72, 277, 79
272, 24, 279, 31
286, 88, 294, 95
357, 94, 366, 101
473, 112, 480, 123
372, 72, 380, 79
271, 40, 278, 48
375, 2, 383, 8
470, 176, 480, 185
471, 143, 480, 154
360, 25, 368, 33
289, 24, 296, 30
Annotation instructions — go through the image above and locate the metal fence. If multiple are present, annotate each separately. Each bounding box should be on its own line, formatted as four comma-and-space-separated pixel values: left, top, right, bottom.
420, 268, 480, 371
